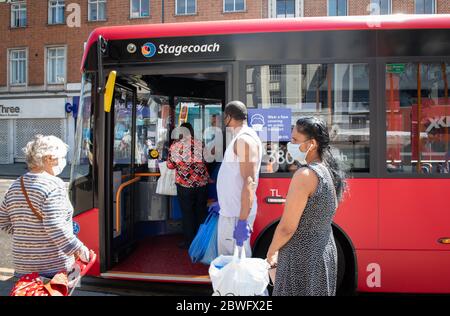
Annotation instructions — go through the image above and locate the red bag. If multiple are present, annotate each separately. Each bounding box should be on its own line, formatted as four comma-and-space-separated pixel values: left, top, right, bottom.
9, 272, 68, 296
9, 251, 97, 296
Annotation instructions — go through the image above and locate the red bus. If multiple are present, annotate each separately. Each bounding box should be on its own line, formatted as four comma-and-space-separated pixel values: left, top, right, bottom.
70, 14, 450, 294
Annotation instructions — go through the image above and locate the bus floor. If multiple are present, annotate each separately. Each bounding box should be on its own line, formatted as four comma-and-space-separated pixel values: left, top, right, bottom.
110, 234, 209, 276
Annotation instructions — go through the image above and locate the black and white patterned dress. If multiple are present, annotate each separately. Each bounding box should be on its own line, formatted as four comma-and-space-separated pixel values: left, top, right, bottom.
273, 162, 338, 296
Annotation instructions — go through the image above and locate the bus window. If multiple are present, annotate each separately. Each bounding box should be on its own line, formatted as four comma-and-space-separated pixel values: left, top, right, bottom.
204, 104, 223, 162
246, 63, 370, 174
135, 95, 171, 165
174, 97, 222, 142
70, 74, 94, 215
113, 89, 133, 166
386, 62, 450, 174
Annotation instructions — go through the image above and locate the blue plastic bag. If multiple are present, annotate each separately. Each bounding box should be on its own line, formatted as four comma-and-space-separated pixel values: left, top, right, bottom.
189, 204, 219, 264
199, 218, 218, 265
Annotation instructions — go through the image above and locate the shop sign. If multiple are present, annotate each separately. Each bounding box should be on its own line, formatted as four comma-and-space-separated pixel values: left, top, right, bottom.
0, 98, 67, 119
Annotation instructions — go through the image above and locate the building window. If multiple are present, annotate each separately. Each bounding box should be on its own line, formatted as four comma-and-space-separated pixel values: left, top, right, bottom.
224, 0, 245, 12
9, 49, 27, 85
328, 0, 347, 16
270, 0, 302, 18
369, 0, 391, 15
269, 90, 283, 105
415, 0, 436, 14
88, 0, 106, 21
11, 1, 27, 28
247, 63, 371, 174
48, 0, 65, 24
276, 0, 295, 18
47, 47, 66, 84
385, 62, 450, 175
130, 0, 150, 18
176, 0, 196, 15
269, 65, 282, 82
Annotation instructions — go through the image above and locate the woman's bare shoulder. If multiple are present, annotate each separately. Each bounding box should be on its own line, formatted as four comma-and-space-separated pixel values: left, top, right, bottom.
292, 166, 319, 192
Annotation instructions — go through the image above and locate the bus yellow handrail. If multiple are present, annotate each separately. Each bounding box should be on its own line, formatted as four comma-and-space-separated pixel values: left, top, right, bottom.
121, 172, 161, 180
115, 177, 141, 234
115, 172, 161, 235
104, 71, 117, 113
135, 172, 161, 177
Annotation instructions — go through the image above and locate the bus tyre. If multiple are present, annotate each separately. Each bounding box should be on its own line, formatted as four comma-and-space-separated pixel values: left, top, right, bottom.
253, 225, 355, 296
335, 237, 346, 294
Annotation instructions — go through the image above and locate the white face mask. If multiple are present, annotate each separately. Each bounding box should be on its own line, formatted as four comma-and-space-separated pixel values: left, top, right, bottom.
52, 157, 66, 176
287, 141, 312, 165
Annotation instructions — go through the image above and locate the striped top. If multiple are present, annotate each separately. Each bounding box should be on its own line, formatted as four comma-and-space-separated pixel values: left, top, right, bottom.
0, 172, 83, 278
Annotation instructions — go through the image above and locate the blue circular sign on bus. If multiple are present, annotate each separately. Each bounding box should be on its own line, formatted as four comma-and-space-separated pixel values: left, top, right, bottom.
73, 221, 80, 235
141, 42, 156, 58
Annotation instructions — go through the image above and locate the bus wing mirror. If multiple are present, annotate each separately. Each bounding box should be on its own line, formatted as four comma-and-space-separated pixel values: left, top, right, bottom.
104, 70, 117, 113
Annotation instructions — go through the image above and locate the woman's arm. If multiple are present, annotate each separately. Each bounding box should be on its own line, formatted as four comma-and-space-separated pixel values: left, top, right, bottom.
0, 196, 13, 234
42, 186, 83, 256
266, 167, 318, 265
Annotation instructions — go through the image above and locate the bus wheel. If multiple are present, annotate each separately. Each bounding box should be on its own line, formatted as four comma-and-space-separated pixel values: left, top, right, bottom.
333, 226, 357, 296
252, 224, 356, 296
335, 237, 346, 293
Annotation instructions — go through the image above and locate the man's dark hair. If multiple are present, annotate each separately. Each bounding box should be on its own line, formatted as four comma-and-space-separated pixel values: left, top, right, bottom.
224, 101, 247, 121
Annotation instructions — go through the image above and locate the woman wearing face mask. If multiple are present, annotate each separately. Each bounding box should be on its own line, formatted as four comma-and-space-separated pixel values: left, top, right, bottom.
0, 135, 90, 281
266, 117, 346, 296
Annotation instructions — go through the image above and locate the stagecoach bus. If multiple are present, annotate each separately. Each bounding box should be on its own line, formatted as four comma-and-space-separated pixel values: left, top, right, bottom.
70, 14, 450, 294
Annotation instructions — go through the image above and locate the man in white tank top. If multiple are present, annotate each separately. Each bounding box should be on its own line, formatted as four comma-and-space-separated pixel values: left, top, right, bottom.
216, 101, 263, 257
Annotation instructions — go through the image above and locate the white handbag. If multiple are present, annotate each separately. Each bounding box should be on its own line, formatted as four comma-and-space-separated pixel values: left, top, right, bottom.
156, 161, 177, 196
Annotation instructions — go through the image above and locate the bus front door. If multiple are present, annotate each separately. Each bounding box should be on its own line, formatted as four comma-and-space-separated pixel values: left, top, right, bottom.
110, 90, 173, 266
111, 84, 138, 263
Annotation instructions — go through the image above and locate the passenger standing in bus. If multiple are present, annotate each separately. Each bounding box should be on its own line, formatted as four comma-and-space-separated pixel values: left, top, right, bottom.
266, 117, 346, 296
204, 113, 223, 202
216, 101, 263, 257
0, 135, 90, 279
167, 122, 210, 249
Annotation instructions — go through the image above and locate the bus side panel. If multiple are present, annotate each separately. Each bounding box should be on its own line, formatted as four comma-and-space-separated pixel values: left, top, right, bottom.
253, 178, 378, 251
73, 208, 101, 276
251, 178, 290, 245
333, 179, 378, 249
379, 179, 450, 251
356, 249, 450, 293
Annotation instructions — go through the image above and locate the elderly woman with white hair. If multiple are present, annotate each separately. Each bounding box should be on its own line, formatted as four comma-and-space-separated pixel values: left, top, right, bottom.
0, 135, 89, 279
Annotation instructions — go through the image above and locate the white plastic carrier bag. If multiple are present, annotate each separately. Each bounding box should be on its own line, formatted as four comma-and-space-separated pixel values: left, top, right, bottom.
209, 246, 270, 296
156, 161, 177, 196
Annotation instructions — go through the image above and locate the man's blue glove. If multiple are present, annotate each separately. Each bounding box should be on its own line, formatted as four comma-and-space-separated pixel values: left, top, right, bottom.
208, 202, 220, 215
233, 219, 251, 247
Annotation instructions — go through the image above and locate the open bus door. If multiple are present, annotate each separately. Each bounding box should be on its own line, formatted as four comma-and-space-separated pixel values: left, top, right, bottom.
110, 84, 174, 265
93, 67, 228, 281
110, 83, 139, 262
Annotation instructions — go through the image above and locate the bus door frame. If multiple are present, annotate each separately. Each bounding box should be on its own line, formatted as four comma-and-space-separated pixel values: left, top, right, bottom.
100, 62, 234, 272
109, 80, 139, 264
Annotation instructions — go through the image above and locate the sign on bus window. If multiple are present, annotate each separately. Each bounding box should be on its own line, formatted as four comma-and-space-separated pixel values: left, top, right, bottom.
246, 63, 370, 174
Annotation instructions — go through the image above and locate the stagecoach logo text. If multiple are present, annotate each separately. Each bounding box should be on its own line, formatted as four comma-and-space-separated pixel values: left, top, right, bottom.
141, 42, 221, 58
